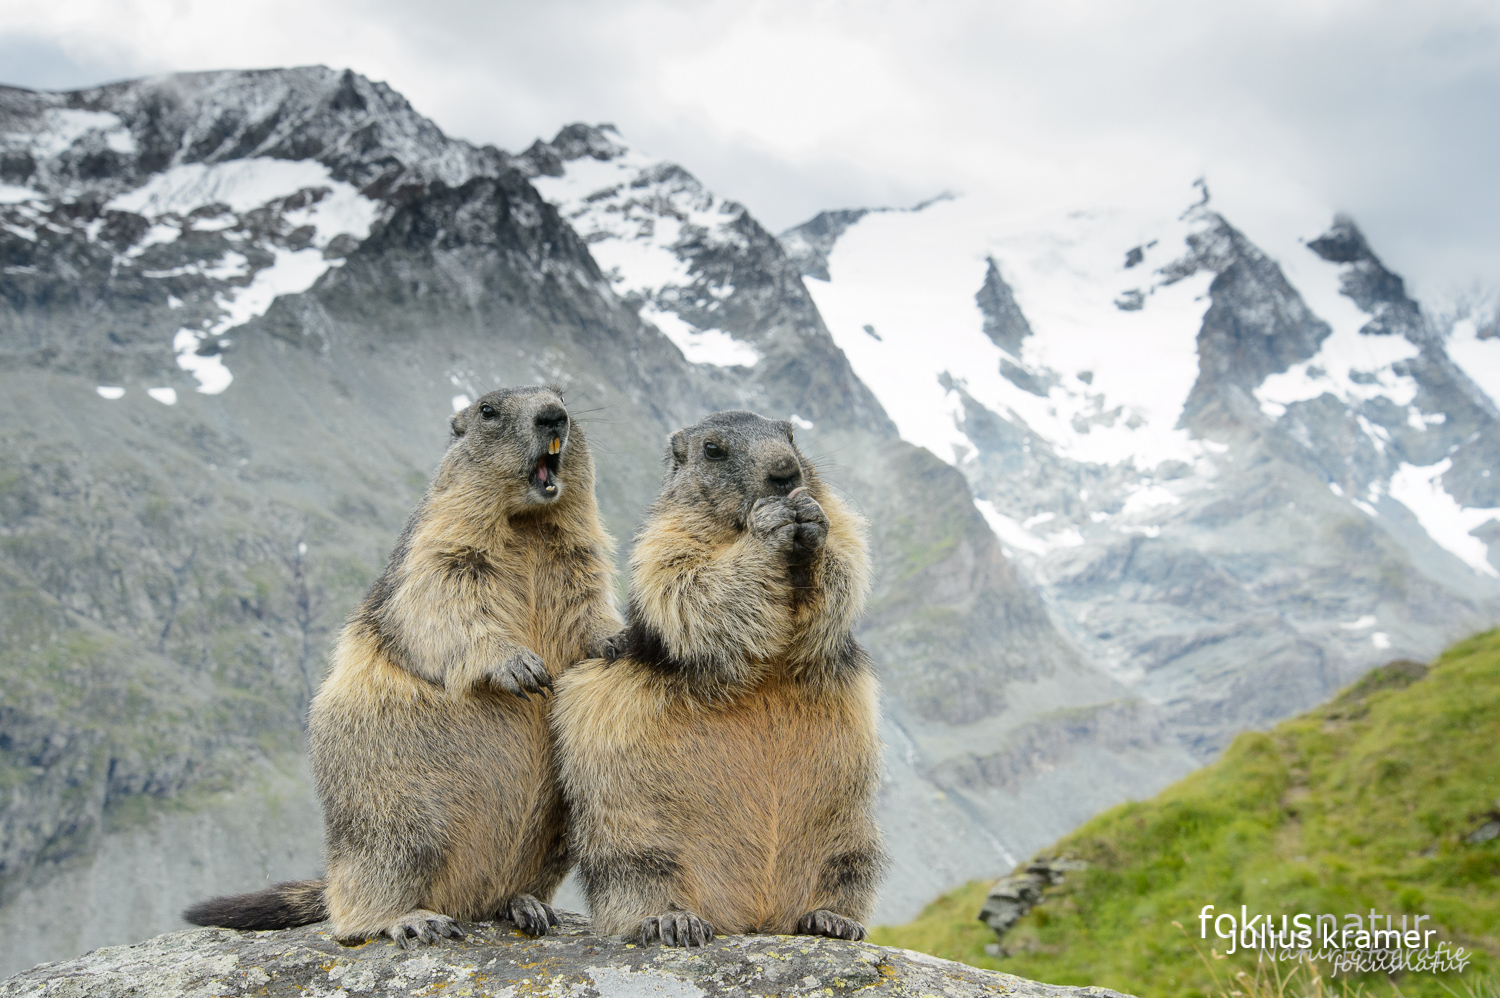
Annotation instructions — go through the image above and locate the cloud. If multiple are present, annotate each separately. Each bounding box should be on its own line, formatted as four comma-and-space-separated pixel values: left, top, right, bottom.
2, 0, 1498, 300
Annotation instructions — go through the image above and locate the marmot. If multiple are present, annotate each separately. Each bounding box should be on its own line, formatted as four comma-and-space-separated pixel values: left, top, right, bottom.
184, 385, 620, 946
551, 409, 886, 947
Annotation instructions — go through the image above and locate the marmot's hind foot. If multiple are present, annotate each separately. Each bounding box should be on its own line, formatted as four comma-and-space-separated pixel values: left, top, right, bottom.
641, 911, 714, 947
383, 909, 465, 948
503, 894, 560, 937
797, 909, 866, 941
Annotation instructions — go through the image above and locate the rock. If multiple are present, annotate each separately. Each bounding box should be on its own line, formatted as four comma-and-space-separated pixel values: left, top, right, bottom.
978, 858, 1087, 941
0, 911, 1134, 997
1465, 811, 1500, 845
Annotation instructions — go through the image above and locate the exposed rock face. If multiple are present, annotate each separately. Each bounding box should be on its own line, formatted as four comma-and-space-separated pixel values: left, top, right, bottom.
978, 858, 1086, 941
0, 915, 1134, 997
781, 176, 1500, 764
778, 208, 874, 283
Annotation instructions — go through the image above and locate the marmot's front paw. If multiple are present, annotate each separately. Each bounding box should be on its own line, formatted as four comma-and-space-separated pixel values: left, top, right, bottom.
487, 648, 552, 699
383, 909, 465, 948
641, 910, 715, 946
586, 630, 626, 664
785, 487, 828, 557
750, 496, 800, 555
797, 908, 866, 941
503, 894, 560, 937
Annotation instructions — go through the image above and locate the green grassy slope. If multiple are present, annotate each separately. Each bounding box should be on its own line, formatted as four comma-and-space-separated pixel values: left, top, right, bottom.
870, 630, 1500, 997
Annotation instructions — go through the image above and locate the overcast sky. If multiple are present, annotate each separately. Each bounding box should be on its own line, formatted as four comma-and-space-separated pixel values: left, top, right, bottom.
3, 0, 1498, 305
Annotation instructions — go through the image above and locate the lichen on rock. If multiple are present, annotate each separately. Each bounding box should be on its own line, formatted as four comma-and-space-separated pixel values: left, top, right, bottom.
0, 909, 1134, 997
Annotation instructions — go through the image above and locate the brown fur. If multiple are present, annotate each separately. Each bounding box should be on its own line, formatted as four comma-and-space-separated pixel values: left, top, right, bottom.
552, 410, 886, 945
185, 386, 619, 946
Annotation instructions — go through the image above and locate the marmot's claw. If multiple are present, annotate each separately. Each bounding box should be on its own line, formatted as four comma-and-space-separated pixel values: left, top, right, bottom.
641, 911, 714, 947
797, 908, 866, 941
385, 910, 463, 947
492, 648, 552, 698
504, 894, 557, 937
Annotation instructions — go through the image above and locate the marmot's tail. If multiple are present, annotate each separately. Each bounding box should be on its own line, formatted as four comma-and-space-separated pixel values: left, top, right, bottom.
183, 878, 328, 929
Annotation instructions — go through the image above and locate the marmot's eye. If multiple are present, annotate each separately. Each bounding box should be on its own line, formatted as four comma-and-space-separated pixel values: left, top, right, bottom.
480, 405, 496, 419
704, 441, 727, 460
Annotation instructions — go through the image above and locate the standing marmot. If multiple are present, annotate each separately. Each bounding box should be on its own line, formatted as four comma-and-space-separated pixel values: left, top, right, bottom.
551, 409, 886, 946
185, 385, 620, 946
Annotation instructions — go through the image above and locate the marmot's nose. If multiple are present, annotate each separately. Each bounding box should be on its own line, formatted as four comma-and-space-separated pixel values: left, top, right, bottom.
535, 405, 568, 431
766, 456, 802, 493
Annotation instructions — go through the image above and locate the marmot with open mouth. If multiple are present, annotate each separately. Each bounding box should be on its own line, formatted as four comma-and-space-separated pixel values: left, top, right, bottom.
185, 385, 619, 946
552, 409, 886, 947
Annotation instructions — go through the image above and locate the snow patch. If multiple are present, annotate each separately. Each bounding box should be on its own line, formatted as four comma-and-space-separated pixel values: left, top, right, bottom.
789, 414, 815, 430
95, 386, 125, 400
107, 159, 349, 217
1256, 310, 1420, 416
147, 387, 177, 405
126, 222, 184, 259
1388, 459, 1500, 578
806, 179, 1219, 469
107, 160, 378, 395
1121, 484, 1182, 517
451, 394, 471, 412
1339, 615, 1376, 630
529, 134, 760, 369
0, 184, 40, 203
1228, 204, 1423, 419
181, 245, 345, 393
1446, 318, 1500, 408
641, 303, 760, 367
1372, 632, 1392, 650
172, 328, 233, 395
974, 499, 1083, 557
28, 109, 132, 159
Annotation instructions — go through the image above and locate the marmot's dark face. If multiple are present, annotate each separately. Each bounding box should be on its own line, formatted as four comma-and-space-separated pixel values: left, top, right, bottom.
665, 410, 807, 528
448, 385, 580, 507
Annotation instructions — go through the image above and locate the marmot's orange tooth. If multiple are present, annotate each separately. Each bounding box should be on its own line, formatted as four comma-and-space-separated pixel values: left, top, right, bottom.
549, 437, 561, 454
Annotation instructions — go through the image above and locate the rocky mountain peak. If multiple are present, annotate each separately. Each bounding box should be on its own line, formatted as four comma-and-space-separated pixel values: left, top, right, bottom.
779, 208, 874, 282
776, 174, 1500, 760
975, 256, 1036, 358
515, 122, 894, 435
0, 67, 506, 204
514, 122, 627, 178
1305, 214, 1425, 342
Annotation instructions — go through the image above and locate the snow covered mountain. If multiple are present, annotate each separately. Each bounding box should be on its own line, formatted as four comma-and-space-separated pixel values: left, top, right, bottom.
0, 66, 1495, 974
510, 126, 1202, 920
783, 174, 1500, 753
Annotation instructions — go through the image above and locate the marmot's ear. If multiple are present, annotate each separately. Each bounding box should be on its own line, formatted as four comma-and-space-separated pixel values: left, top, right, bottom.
669, 430, 688, 466
450, 412, 467, 438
